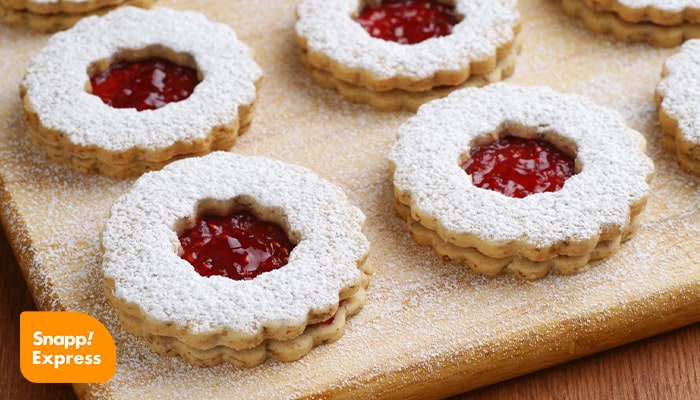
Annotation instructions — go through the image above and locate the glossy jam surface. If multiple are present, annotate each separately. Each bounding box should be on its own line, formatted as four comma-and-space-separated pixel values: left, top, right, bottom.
462, 136, 575, 198
90, 57, 198, 111
179, 210, 295, 281
355, 0, 457, 44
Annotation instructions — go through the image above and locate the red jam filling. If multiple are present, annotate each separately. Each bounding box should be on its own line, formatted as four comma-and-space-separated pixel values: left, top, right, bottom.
179, 210, 295, 281
355, 0, 457, 44
90, 57, 198, 111
320, 301, 344, 326
462, 136, 575, 199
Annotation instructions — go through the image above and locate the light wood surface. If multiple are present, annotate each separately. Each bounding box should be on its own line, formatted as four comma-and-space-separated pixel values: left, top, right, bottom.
3, 228, 699, 399
1, 0, 700, 399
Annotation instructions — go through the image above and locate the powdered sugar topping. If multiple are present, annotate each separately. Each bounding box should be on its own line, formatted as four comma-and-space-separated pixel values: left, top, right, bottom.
21, 6, 261, 152
101, 151, 369, 342
389, 83, 654, 249
656, 39, 700, 146
294, 0, 519, 81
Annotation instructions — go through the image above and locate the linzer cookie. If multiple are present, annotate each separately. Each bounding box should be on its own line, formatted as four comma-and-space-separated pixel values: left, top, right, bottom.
558, 0, 700, 47
294, 0, 520, 110
20, 6, 261, 178
655, 39, 700, 175
101, 152, 371, 366
388, 83, 654, 280
0, 0, 154, 32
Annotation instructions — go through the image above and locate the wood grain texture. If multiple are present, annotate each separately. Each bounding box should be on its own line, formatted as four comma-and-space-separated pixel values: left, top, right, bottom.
0, 226, 80, 400
1, 0, 700, 399
3, 228, 699, 399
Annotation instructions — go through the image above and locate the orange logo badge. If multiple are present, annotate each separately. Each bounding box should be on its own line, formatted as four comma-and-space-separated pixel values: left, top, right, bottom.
20, 311, 116, 383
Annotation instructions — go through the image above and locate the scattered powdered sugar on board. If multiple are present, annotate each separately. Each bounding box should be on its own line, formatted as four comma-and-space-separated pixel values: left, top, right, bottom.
0, 0, 699, 399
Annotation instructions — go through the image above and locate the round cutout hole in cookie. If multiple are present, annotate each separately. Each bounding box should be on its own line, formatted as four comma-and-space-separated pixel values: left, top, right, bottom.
462, 132, 578, 198
87, 48, 201, 111
354, 0, 461, 44
178, 207, 296, 281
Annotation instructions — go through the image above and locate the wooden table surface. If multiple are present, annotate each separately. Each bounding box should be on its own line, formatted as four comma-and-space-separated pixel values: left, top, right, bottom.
2, 226, 698, 399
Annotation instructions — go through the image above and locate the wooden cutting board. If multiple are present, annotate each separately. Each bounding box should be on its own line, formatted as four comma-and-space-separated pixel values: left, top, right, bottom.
1, 0, 699, 399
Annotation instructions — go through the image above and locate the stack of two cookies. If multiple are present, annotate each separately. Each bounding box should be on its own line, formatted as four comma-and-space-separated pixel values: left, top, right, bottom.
656, 39, 700, 175
388, 84, 654, 281
101, 151, 373, 367
109, 275, 370, 367
0, 0, 154, 32
19, 6, 262, 179
294, 0, 522, 111
558, 0, 700, 47
391, 193, 644, 281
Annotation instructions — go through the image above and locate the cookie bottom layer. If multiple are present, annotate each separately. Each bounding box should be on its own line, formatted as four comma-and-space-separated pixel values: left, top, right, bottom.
656, 102, 700, 176
394, 199, 641, 280
558, 0, 700, 47
23, 100, 254, 179
0, 0, 153, 32
116, 281, 368, 367
0, 0, 127, 15
581, 0, 700, 26
300, 42, 520, 112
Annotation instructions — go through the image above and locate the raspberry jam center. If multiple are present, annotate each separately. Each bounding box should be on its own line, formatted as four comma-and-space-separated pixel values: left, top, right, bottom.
179, 210, 295, 281
462, 136, 575, 198
90, 57, 198, 111
355, 0, 457, 44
